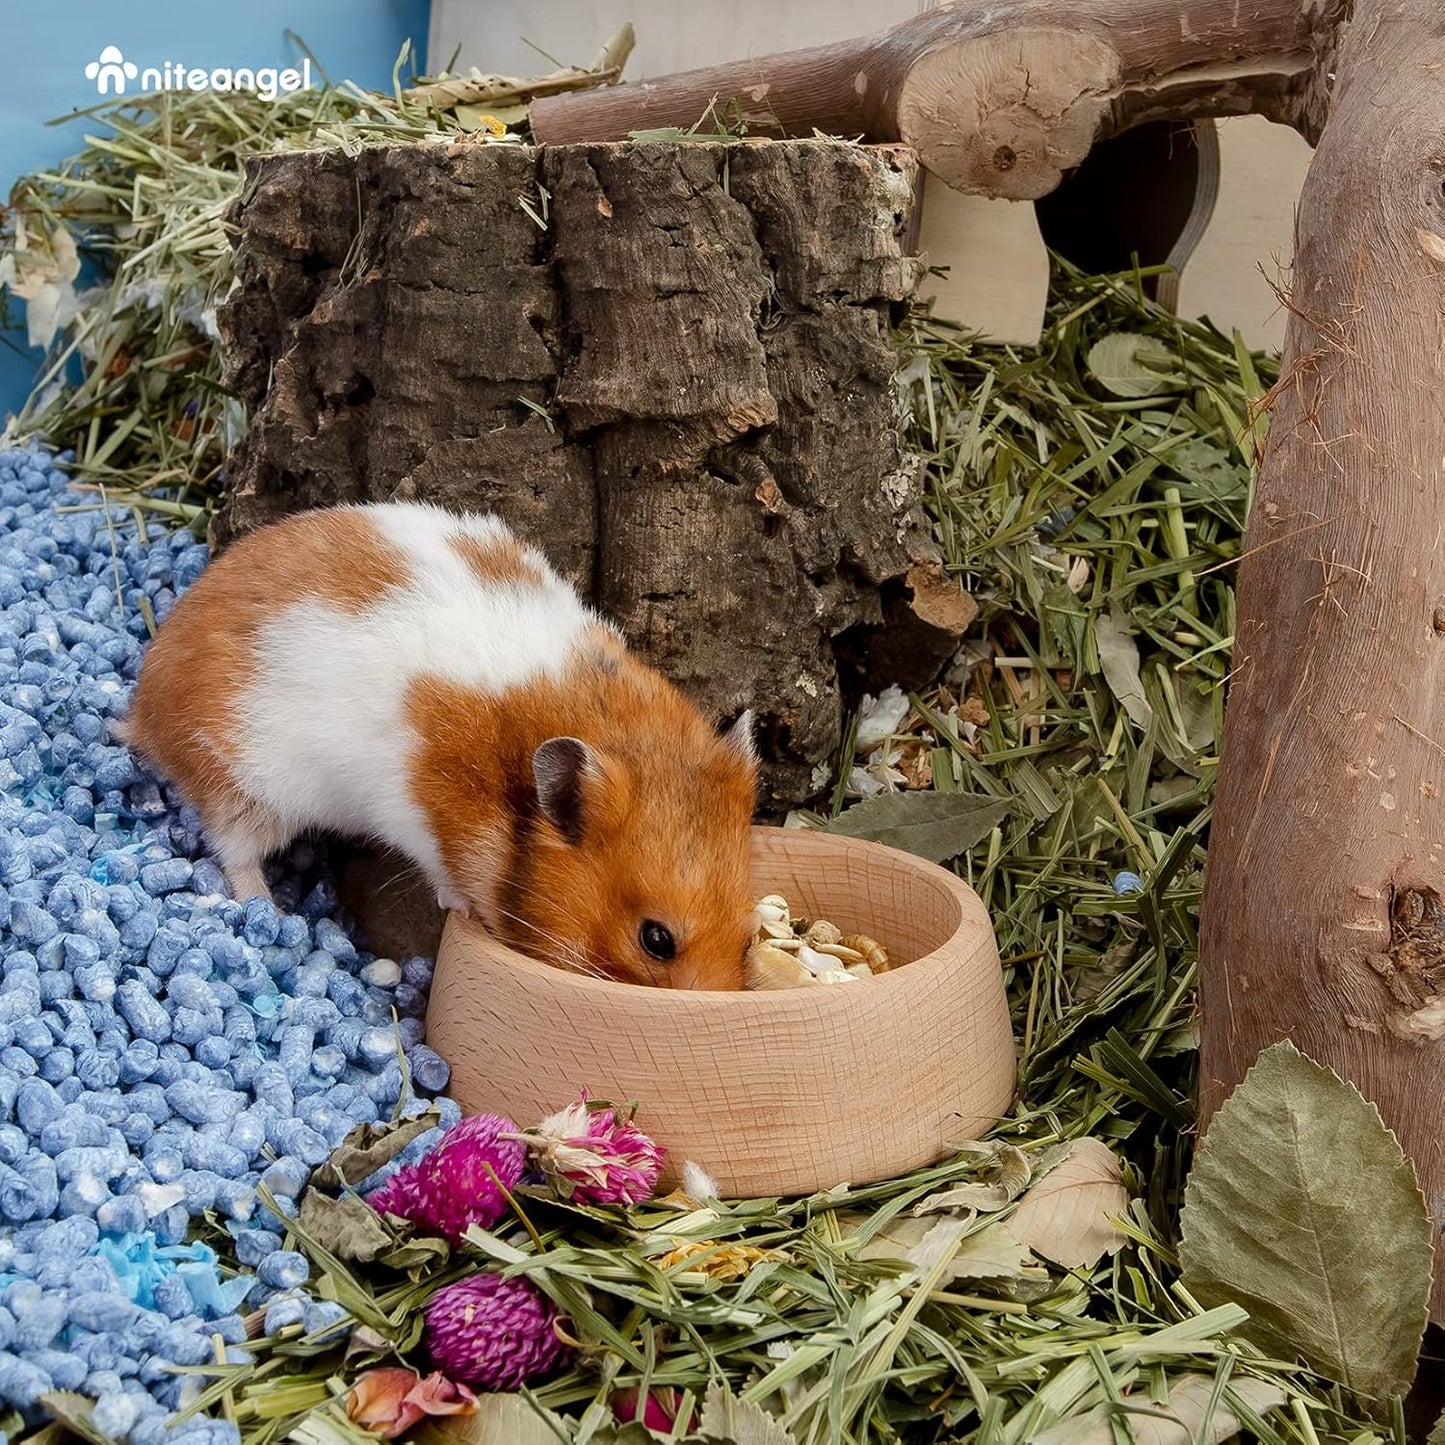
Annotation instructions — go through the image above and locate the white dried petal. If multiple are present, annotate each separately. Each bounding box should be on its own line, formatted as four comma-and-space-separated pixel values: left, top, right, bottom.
797, 943, 847, 977
846, 766, 886, 798
855, 685, 911, 750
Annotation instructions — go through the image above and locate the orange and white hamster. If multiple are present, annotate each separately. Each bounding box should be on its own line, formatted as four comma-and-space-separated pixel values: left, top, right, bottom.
122, 503, 758, 991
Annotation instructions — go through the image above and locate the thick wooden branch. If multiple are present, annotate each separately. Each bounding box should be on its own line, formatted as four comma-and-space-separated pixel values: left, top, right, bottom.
1198, 0, 1445, 1319
530, 0, 1345, 200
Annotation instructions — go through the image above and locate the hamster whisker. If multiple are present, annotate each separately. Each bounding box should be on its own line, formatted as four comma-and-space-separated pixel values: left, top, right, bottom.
497, 881, 599, 948
500, 882, 654, 985
490, 906, 579, 959
491, 905, 613, 982
370, 855, 428, 899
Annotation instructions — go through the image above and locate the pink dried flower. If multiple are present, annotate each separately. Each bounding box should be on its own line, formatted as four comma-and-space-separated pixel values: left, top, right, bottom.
612, 1385, 696, 1434
346, 1366, 477, 1438
367, 1114, 526, 1243
520, 1095, 664, 1205
424, 1273, 570, 1390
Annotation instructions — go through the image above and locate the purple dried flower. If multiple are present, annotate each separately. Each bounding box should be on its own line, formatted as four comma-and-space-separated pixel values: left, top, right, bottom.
367, 1114, 525, 1243
424, 1273, 569, 1390
522, 1096, 664, 1205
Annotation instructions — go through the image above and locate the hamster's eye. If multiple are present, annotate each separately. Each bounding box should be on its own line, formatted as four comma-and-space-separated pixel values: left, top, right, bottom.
639, 920, 675, 961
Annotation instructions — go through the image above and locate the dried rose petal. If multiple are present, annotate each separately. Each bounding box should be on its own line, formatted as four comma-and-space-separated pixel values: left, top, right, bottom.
613, 1385, 696, 1434
345, 1366, 478, 1439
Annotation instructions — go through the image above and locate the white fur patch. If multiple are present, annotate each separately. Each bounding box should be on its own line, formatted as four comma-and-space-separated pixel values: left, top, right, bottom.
227, 505, 599, 893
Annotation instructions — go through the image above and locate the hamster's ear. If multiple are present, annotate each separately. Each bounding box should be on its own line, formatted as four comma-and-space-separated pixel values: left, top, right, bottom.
533, 736, 600, 844
722, 709, 757, 766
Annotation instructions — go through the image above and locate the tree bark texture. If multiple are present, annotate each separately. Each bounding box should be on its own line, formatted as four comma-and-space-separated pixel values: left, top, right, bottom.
216, 139, 939, 810
1197, 0, 1445, 1319
530, 0, 1346, 201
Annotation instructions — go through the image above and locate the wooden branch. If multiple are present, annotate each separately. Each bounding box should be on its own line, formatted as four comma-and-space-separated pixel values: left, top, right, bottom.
530, 0, 1345, 200
1197, 0, 1445, 1320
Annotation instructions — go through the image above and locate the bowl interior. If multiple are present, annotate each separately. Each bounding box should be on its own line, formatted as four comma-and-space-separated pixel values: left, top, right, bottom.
750, 830, 963, 971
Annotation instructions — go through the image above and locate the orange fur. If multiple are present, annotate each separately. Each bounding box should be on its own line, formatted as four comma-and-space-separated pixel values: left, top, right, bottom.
405, 630, 755, 991
448, 533, 548, 589
125, 509, 408, 838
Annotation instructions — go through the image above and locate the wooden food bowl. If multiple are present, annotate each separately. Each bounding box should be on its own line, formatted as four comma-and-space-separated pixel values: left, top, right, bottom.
425, 826, 1015, 1198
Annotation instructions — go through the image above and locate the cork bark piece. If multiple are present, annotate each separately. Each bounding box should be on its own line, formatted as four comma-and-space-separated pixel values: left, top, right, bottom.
215, 138, 941, 811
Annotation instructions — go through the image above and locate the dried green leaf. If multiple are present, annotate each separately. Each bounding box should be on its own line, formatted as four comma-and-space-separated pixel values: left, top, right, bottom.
1027, 1373, 1286, 1445
295, 1189, 393, 1264
1071, 937, 1137, 1007
413, 1394, 565, 1445
861, 1214, 961, 1268
310, 1108, 441, 1191
947, 1222, 1035, 1281
343, 1324, 393, 1367
1427, 1407, 1445, 1445
698, 1382, 796, 1444
378, 1234, 451, 1277
862, 1215, 1035, 1283
1094, 607, 1154, 728
1180, 1041, 1433, 1398
1008, 1138, 1128, 1269
1167, 438, 1248, 500
1087, 332, 1182, 398
912, 1142, 1031, 1213
905, 1216, 972, 1271
589, 1427, 657, 1445
824, 790, 1010, 862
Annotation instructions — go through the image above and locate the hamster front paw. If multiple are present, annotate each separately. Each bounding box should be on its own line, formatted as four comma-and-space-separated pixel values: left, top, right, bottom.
436, 886, 471, 918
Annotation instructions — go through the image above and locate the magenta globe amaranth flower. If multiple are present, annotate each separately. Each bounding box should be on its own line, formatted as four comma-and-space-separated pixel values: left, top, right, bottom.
367, 1114, 525, 1243
522, 1096, 664, 1205
424, 1273, 570, 1390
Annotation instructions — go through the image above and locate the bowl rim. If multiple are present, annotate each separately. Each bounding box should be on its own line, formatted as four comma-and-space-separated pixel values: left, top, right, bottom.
437, 825, 995, 1015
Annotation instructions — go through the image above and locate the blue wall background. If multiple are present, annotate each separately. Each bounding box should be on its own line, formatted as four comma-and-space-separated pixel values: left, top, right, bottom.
0, 0, 430, 418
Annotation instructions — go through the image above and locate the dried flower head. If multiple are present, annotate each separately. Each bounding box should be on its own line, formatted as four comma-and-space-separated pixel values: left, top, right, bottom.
657, 1238, 772, 1282
424, 1273, 569, 1390
346, 1366, 478, 1439
518, 1095, 664, 1205
367, 1114, 526, 1243
612, 1385, 696, 1435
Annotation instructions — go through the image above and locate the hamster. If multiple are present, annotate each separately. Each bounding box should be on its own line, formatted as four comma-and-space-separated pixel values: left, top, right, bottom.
121, 503, 758, 991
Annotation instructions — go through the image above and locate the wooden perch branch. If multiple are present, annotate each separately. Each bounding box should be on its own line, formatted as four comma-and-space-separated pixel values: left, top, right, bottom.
1198, 0, 1445, 1319
530, 0, 1345, 199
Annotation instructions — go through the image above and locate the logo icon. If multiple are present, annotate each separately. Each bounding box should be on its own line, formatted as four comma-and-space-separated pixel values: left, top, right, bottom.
85, 45, 139, 96
80, 44, 311, 103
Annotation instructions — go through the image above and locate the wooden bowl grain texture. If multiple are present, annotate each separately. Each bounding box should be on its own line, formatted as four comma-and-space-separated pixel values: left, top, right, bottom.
425, 826, 1016, 1197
